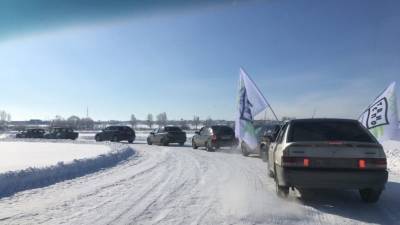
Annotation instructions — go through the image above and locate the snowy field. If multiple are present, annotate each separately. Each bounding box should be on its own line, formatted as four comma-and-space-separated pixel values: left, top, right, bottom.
0, 139, 399, 225
0, 142, 110, 173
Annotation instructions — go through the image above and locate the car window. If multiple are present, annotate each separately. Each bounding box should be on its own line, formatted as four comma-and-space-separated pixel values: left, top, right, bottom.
164, 127, 182, 132
212, 126, 234, 135
276, 123, 288, 144
200, 127, 207, 135
287, 121, 376, 143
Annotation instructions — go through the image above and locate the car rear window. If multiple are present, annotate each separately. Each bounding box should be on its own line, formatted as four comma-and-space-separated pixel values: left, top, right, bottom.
212, 126, 234, 135
287, 121, 375, 143
165, 127, 182, 132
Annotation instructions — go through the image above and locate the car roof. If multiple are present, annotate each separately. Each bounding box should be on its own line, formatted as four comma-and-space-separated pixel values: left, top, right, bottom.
288, 118, 359, 123
211, 125, 232, 129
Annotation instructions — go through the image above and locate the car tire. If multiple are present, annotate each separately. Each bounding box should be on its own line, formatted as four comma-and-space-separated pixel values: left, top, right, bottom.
241, 143, 249, 157
260, 149, 268, 162
274, 165, 289, 197
147, 138, 152, 145
128, 138, 134, 144
268, 169, 275, 178
192, 140, 198, 149
112, 136, 119, 142
275, 180, 289, 198
206, 142, 214, 152
95, 135, 102, 142
179, 142, 185, 146
162, 138, 169, 146
359, 188, 382, 203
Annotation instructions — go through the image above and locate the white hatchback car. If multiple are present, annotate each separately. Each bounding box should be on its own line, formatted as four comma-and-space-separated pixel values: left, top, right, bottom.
268, 118, 388, 203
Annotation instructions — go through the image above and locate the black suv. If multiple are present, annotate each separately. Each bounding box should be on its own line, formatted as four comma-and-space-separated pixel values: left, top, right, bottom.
44, 127, 79, 140
147, 126, 187, 146
16, 128, 45, 138
192, 125, 236, 151
95, 126, 136, 143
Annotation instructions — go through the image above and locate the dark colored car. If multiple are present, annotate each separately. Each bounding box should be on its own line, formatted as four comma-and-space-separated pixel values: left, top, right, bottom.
95, 126, 136, 143
241, 124, 281, 161
44, 127, 79, 140
16, 128, 45, 138
147, 126, 187, 146
192, 125, 237, 151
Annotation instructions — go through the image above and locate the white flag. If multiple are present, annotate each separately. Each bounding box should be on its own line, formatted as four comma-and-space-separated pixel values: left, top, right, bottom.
359, 82, 400, 142
235, 68, 269, 149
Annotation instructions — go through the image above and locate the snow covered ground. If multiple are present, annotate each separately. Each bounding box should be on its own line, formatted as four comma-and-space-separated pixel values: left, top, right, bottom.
0, 140, 400, 225
0, 142, 110, 173
382, 140, 400, 175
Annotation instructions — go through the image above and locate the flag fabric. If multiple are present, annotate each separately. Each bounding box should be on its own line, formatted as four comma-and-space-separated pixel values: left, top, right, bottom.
359, 82, 400, 142
235, 68, 269, 149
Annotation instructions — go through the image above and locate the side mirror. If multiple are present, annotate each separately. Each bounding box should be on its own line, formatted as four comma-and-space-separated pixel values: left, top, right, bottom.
150, 132, 155, 135
195, 131, 200, 135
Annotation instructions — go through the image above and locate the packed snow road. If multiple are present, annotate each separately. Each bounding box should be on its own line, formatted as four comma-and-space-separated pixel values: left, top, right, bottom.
1, 142, 400, 225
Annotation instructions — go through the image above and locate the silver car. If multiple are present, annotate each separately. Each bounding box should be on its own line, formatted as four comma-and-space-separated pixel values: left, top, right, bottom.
268, 118, 388, 203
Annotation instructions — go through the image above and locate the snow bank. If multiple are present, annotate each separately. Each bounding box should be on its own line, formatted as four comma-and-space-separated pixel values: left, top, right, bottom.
382, 140, 400, 174
0, 144, 134, 198
0, 142, 110, 172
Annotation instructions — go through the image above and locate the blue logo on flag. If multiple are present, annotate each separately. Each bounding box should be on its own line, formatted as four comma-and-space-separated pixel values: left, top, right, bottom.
239, 88, 253, 121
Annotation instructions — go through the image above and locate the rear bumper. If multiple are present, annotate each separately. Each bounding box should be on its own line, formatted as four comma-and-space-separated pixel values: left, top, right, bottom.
212, 140, 235, 148
276, 166, 388, 189
167, 136, 187, 143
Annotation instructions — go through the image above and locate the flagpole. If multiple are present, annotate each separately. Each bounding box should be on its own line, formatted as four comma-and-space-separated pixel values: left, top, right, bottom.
240, 67, 280, 122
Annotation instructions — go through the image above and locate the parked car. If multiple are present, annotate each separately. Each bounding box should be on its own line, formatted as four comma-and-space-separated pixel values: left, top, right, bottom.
268, 118, 388, 203
44, 127, 79, 140
192, 125, 237, 151
147, 126, 186, 146
95, 126, 135, 143
16, 128, 45, 138
241, 124, 281, 161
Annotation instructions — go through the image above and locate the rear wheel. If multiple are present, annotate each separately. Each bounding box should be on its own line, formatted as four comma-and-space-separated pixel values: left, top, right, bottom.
276, 182, 289, 198
179, 142, 185, 146
192, 140, 198, 149
274, 165, 289, 197
206, 142, 214, 152
147, 138, 152, 145
268, 169, 274, 178
260, 146, 268, 162
359, 188, 382, 203
241, 143, 249, 156
128, 138, 134, 144
95, 135, 102, 142
162, 138, 169, 146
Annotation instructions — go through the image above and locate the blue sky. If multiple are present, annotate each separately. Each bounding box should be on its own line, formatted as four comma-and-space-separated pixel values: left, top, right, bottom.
0, 0, 399, 121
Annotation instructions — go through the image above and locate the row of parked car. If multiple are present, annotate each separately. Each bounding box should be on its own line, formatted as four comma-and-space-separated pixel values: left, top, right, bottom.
15, 125, 240, 151
16, 126, 137, 143
146, 125, 239, 152
16, 128, 79, 140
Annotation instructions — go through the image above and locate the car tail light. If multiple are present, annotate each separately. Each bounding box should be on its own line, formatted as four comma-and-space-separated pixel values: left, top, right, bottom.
211, 134, 217, 142
282, 156, 310, 168
369, 158, 387, 169
358, 158, 387, 170
303, 158, 310, 167
358, 159, 366, 169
